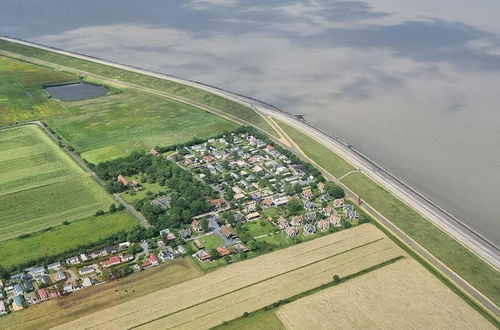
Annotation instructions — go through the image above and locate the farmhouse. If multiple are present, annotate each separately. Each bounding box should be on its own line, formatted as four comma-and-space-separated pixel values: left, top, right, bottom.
220, 225, 238, 239
117, 175, 129, 186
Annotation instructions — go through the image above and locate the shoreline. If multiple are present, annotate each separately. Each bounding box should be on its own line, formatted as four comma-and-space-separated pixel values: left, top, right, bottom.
0, 36, 497, 269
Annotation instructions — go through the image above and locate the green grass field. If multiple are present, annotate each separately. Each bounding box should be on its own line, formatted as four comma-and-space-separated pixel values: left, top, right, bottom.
0, 55, 76, 125
48, 89, 238, 163
212, 309, 285, 330
242, 220, 278, 238
0, 125, 113, 241
276, 119, 356, 178
277, 120, 500, 306
0, 211, 137, 269
0, 39, 278, 137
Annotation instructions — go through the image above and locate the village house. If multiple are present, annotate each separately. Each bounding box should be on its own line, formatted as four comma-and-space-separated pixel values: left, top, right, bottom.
322, 206, 332, 216
320, 194, 330, 203
317, 219, 331, 231
36, 275, 51, 286
286, 227, 298, 237
194, 239, 205, 249
291, 215, 303, 227
10, 273, 27, 282
216, 246, 230, 257
317, 182, 325, 193
12, 296, 24, 311
0, 300, 7, 315
159, 250, 174, 261
117, 174, 128, 186
79, 266, 96, 276
304, 201, 317, 211
333, 198, 345, 208
235, 243, 250, 253
55, 271, 67, 282
102, 256, 122, 268
24, 291, 40, 305
26, 266, 46, 278
191, 219, 203, 232
13, 284, 23, 296
343, 204, 357, 220
305, 212, 316, 222
246, 212, 261, 221
210, 198, 226, 209
196, 250, 212, 261
65, 256, 80, 265
82, 277, 93, 288
303, 223, 316, 236
180, 228, 192, 239
23, 280, 34, 292
47, 262, 61, 272
278, 216, 289, 229
220, 225, 238, 239
329, 215, 342, 227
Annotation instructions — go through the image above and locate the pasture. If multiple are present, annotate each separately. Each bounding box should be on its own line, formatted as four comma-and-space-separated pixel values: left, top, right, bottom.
51, 224, 406, 329
276, 259, 494, 329
0, 125, 113, 241
48, 89, 239, 163
0, 55, 76, 125
0, 211, 137, 269
1, 258, 203, 330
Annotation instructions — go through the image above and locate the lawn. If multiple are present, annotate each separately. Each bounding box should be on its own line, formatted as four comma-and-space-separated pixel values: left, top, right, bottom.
341, 172, 500, 305
256, 233, 291, 248
275, 119, 355, 178
0, 39, 278, 137
198, 234, 225, 250
0, 211, 137, 269
213, 310, 285, 330
0, 125, 113, 241
122, 182, 166, 203
242, 220, 278, 238
261, 207, 282, 219
0, 55, 76, 125
1, 258, 203, 330
47, 89, 239, 163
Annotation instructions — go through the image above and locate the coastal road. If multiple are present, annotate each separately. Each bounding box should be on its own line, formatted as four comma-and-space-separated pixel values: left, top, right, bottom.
1, 37, 498, 317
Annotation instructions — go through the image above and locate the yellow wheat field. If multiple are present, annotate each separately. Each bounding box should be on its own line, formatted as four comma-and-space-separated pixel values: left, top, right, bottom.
53, 224, 404, 329
276, 258, 494, 330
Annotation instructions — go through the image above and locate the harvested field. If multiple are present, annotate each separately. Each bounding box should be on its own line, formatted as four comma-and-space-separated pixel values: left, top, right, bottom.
1, 258, 203, 330
51, 224, 406, 329
276, 258, 494, 330
0, 125, 113, 241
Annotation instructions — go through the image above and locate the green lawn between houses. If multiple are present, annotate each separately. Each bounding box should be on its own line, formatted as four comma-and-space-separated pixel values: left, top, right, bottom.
276, 120, 500, 306
0, 125, 114, 241
0, 39, 278, 137
242, 220, 278, 238
0, 211, 137, 269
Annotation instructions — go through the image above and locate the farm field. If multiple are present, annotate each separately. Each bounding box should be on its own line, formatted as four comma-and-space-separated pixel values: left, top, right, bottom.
276, 119, 500, 306
1, 258, 203, 330
0, 125, 113, 241
0, 39, 278, 137
0, 211, 137, 269
48, 89, 239, 163
276, 258, 494, 329
0, 55, 76, 125
51, 224, 406, 329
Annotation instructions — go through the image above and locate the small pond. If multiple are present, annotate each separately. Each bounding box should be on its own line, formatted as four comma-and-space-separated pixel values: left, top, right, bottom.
44, 83, 108, 101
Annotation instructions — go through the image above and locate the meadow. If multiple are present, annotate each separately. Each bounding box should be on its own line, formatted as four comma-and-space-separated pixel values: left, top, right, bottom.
1, 258, 203, 330
276, 259, 494, 329
51, 225, 406, 329
0, 55, 76, 125
0, 39, 277, 137
0, 125, 113, 241
276, 119, 500, 306
0, 211, 137, 269
49, 89, 238, 163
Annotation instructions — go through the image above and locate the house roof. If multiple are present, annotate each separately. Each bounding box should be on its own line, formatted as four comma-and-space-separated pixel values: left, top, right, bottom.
149, 253, 158, 263
286, 227, 298, 236
117, 175, 128, 186
216, 247, 230, 256
317, 182, 325, 192
291, 215, 303, 225
210, 198, 226, 207
302, 189, 313, 198
220, 225, 236, 238
150, 148, 159, 156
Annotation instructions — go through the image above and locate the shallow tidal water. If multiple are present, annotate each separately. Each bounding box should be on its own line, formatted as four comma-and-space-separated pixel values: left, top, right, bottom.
1, 0, 499, 245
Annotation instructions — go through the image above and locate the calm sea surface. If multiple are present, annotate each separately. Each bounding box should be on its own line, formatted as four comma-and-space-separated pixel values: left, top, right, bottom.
2, 0, 499, 245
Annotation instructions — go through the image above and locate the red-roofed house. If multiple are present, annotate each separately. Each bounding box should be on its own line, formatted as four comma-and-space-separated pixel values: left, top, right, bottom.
317, 182, 325, 193
191, 219, 203, 232
291, 215, 303, 226
38, 288, 48, 301
102, 255, 122, 268
302, 188, 313, 199
333, 198, 345, 208
117, 175, 128, 186
265, 145, 275, 152
210, 198, 226, 209
216, 246, 230, 257
149, 253, 159, 266
203, 155, 214, 162
150, 148, 159, 156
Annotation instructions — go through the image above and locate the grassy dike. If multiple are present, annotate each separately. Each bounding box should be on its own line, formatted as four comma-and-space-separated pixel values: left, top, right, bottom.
0, 39, 278, 137
276, 119, 500, 307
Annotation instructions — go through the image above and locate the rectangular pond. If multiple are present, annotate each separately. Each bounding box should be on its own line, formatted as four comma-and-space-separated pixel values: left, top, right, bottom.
44, 83, 108, 101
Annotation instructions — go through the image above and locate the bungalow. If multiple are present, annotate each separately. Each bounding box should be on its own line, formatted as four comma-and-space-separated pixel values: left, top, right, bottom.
23, 280, 34, 292
180, 228, 192, 239
317, 182, 325, 193
82, 277, 93, 288
286, 227, 298, 237
80, 253, 89, 262
24, 291, 40, 305
329, 215, 342, 227
10, 273, 27, 282
194, 239, 205, 249
333, 198, 345, 208
13, 284, 23, 296
278, 216, 289, 229
196, 250, 212, 261
246, 212, 261, 221
302, 188, 313, 199
117, 175, 128, 186
210, 198, 226, 209
317, 219, 330, 231
105, 245, 118, 255
26, 265, 46, 278
150, 148, 160, 156
177, 245, 187, 255
149, 253, 159, 266
37, 288, 49, 301
305, 212, 316, 222
216, 246, 230, 257
47, 287, 59, 299
235, 243, 250, 253
220, 225, 238, 239
102, 255, 122, 268
12, 296, 24, 311
55, 271, 67, 282
303, 223, 316, 236
191, 219, 203, 232
272, 196, 288, 206
79, 266, 96, 276
65, 256, 80, 265
291, 215, 303, 227
159, 250, 173, 262
47, 262, 61, 272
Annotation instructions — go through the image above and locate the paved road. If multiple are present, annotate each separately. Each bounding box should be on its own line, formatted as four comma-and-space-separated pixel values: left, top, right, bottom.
2, 37, 497, 317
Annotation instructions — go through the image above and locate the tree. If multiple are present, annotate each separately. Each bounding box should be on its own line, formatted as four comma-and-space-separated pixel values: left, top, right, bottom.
209, 248, 220, 260
287, 198, 304, 215
333, 274, 341, 283
325, 182, 345, 199
109, 203, 117, 213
